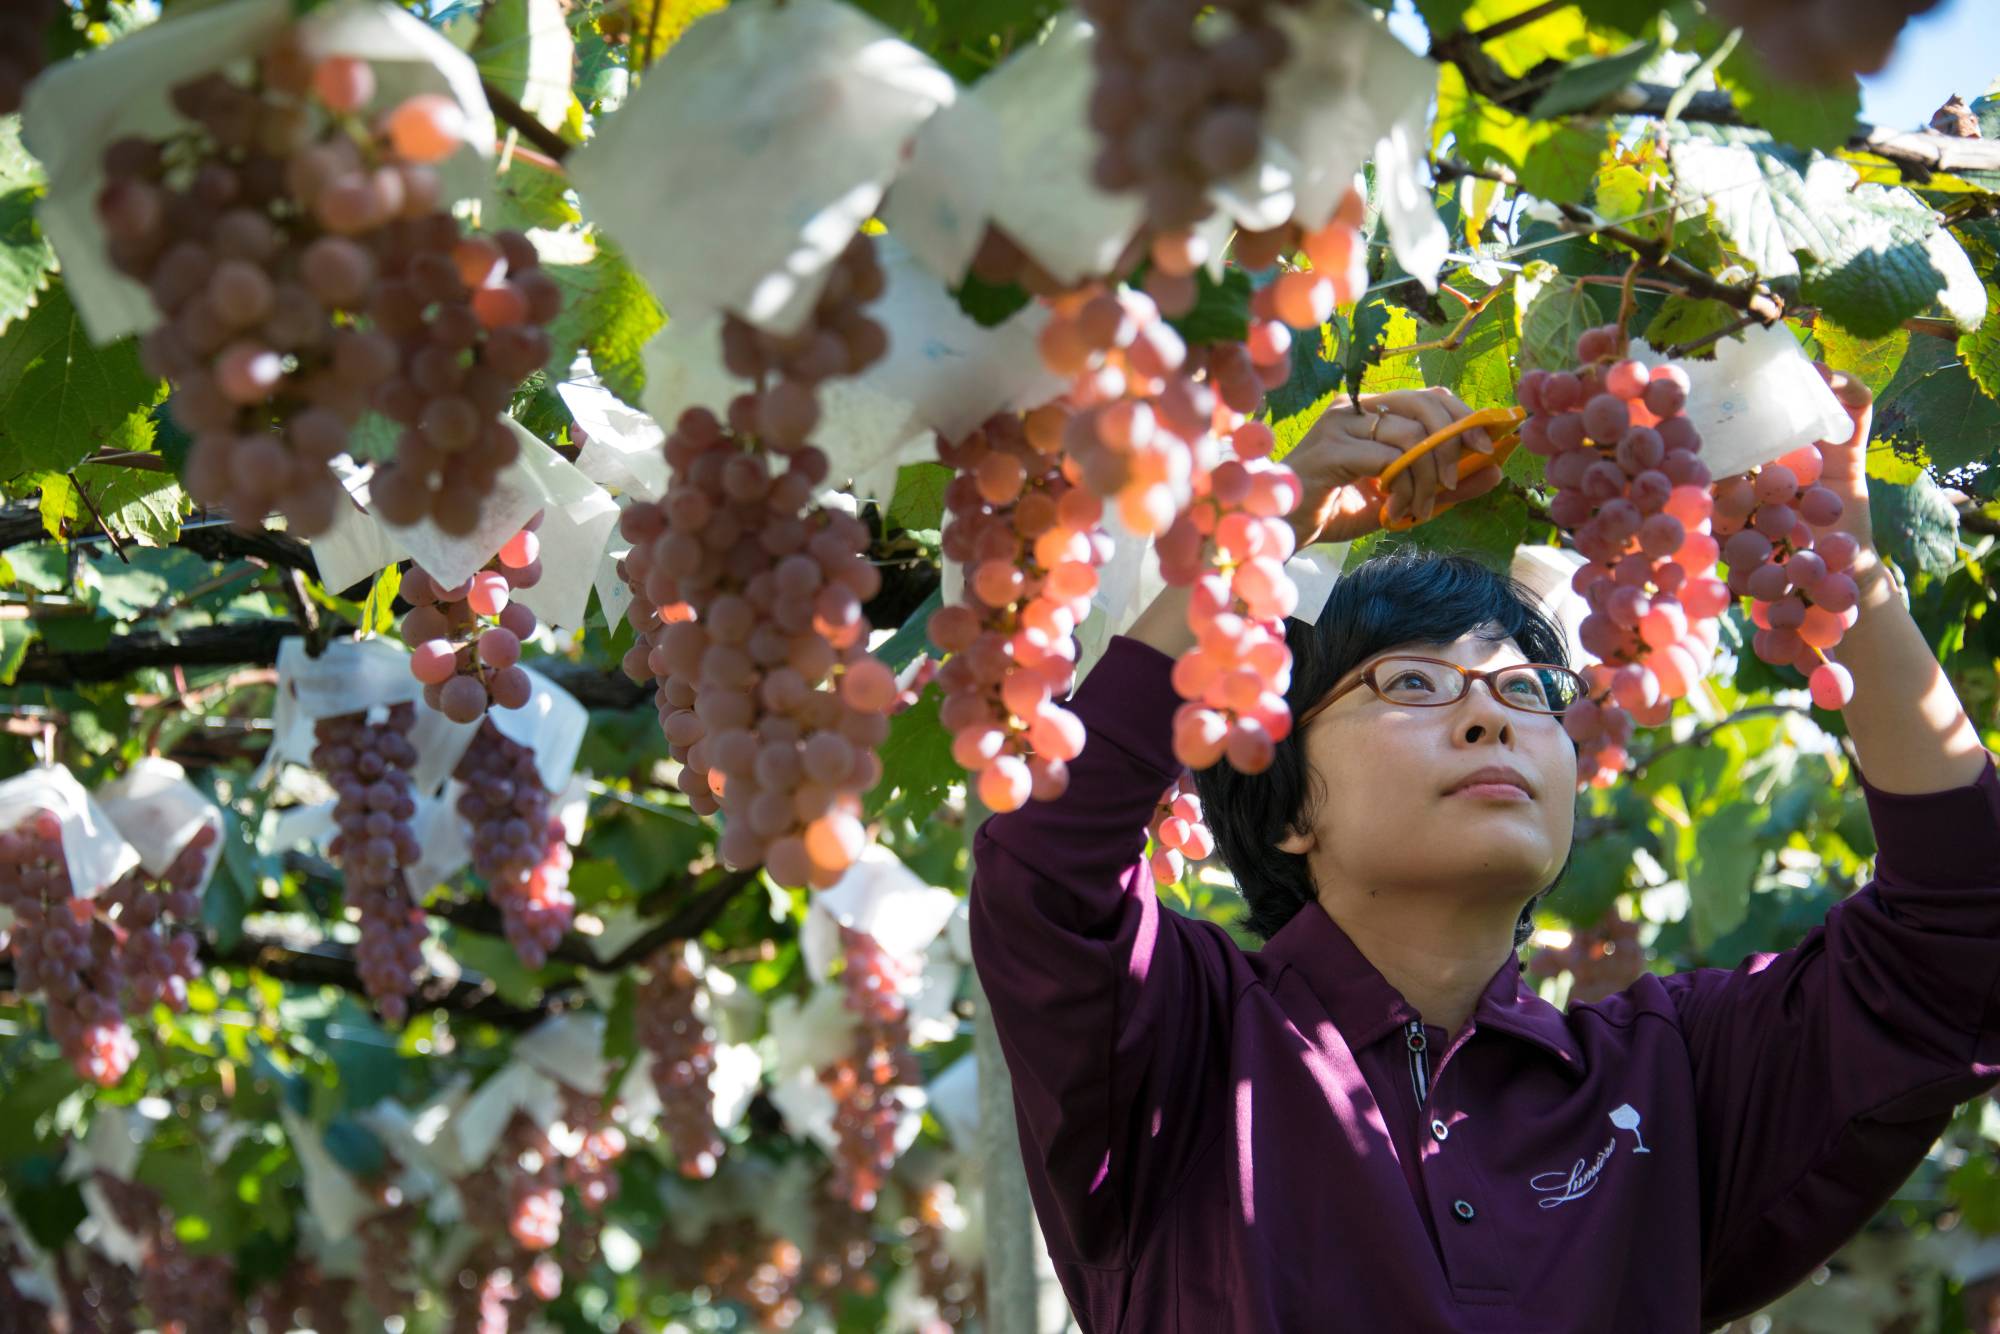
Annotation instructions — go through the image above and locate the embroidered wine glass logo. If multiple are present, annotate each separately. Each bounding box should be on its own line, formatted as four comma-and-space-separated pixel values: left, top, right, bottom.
1530, 1104, 1649, 1208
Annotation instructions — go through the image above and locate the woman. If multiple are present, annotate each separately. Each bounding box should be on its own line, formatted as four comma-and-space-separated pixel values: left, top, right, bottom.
969, 382, 2000, 1331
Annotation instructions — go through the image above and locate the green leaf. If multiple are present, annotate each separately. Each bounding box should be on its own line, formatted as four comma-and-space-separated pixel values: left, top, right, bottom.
864, 685, 956, 824
1689, 802, 1759, 952
0, 118, 56, 337
0, 619, 31, 686
361, 564, 402, 635
886, 462, 950, 532
546, 242, 665, 408
493, 152, 580, 233
1436, 66, 1607, 206
0, 285, 162, 480
1871, 471, 1961, 578
1959, 282, 2000, 400
1165, 266, 1251, 347
1417, 288, 1520, 410
474, 0, 576, 132
874, 587, 940, 672
1377, 488, 1534, 571
1714, 39, 1860, 154
1809, 321, 1909, 398
1517, 269, 1598, 371
1529, 40, 1661, 120
1265, 318, 1346, 441
1642, 295, 1739, 353
1874, 332, 2000, 473
72, 462, 187, 546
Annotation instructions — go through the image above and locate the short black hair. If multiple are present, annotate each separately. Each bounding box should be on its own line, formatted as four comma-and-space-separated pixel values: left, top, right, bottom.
1194, 547, 1578, 950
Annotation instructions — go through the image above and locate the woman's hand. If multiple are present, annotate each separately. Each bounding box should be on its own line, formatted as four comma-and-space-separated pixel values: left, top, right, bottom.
1285, 387, 1503, 546
1810, 363, 1878, 561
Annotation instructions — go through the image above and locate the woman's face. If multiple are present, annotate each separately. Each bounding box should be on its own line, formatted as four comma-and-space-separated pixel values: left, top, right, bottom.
1284, 627, 1578, 906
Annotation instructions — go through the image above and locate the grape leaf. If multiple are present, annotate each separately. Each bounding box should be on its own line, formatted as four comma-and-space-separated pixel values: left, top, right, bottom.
1264, 318, 1345, 425
1959, 281, 2000, 401
874, 587, 940, 672
1516, 270, 1598, 371
1642, 295, 1738, 353
1874, 333, 2000, 473
73, 462, 187, 547
1529, 40, 1661, 120
1379, 489, 1534, 572
1436, 68, 1607, 207
475, 0, 577, 132
0, 119, 55, 338
0, 286, 162, 480
547, 242, 665, 408
0, 620, 31, 686
864, 686, 956, 824
1165, 266, 1250, 348
1688, 801, 1758, 952
1418, 289, 1519, 410
1870, 471, 1961, 578
886, 461, 950, 532
1808, 321, 1909, 398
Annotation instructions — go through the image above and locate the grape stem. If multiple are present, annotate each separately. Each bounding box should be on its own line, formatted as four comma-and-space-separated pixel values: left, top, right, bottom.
1377, 286, 1503, 360
479, 79, 572, 164
1457, 0, 1570, 45
67, 472, 129, 563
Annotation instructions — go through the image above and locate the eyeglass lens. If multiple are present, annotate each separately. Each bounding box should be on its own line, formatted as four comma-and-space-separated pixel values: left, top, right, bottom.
1372, 656, 1582, 712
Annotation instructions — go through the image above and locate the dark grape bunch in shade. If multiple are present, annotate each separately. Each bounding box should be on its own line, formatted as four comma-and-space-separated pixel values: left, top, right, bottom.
638, 940, 726, 1179
313, 703, 426, 1023
91, 1172, 237, 1334
403, 518, 544, 722
820, 925, 922, 1213
1703, 0, 1943, 86
95, 31, 559, 538
0, 0, 59, 114
930, 413, 1106, 811
453, 722, 573, 969
1517, 325, 1728, 786
1147, 771, 1215, 885
1079, 0, 1303, 234
0, 807, 211, 1085
1524, 910, 1647, 1005
616, 234, 897, 888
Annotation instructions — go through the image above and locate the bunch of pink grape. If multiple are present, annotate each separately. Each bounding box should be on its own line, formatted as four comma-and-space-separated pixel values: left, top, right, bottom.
803, 1177, 881, 1300
1516, 326, 1728, 784
453, 722, 573, 969
1154, 417, 1302, 773
98, 821, 215, 1015
900, 1180, 985, 1330
636, 941, 725, 1179
1034, 285, 1205, 537
91, 1171, 237, 1334
404, 519, 543, 722
1146, 772, 1215, 885
251, 1261, 358, 1334
97, 34, 558, 536
313, 704, 427, 1023
929, 413, 1106, 811
0, 0, 57, 114
1713, 453, 1862, 709
0, 808, 141, 1085
560, 1092, 628, 1213
820, 925, 922, 1213
719, 235, 887, 449
1080, 0, 1301, 233
1524, 910, 1646, 1006
615, 418, 897, 888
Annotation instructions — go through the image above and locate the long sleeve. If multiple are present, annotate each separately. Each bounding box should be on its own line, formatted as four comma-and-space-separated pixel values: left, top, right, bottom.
968, 636, 1246, 1273
1663, 753, 2000, 1326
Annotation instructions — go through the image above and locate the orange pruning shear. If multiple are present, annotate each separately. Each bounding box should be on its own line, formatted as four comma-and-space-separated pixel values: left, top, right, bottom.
1374, 406, 1528, 531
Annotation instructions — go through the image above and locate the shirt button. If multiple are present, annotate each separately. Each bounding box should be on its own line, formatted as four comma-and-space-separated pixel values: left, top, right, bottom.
1430, 1118, 1449, 1142
1452, 1199, 1476, 1222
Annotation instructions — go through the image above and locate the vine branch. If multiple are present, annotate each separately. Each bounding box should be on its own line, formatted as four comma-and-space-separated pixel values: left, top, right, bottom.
480, 79, 573, 164
1377, 285, 1504, 360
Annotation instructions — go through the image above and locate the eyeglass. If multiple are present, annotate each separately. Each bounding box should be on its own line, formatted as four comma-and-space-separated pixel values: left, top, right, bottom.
1296, 654, 1587, 728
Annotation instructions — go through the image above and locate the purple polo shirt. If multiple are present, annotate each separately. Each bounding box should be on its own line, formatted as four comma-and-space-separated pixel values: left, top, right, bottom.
970, 636, 2000, 1332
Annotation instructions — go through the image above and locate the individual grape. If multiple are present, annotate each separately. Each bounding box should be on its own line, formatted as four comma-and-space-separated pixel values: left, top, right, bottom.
386, 93, 468, 164
637, 941, 725, 1179
1147, 772, 1215, 885
312, 704, 425, 1023
454, 723, 574, 969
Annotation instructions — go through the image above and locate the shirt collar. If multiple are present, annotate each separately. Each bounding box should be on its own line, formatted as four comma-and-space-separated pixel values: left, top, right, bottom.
1259, 901, 1587, 1080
